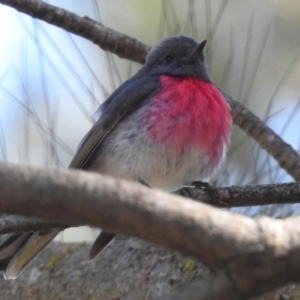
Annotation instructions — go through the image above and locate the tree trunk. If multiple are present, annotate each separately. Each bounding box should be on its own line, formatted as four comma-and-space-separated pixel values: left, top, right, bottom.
0, 236, 299, 299
0, 236, 208, 299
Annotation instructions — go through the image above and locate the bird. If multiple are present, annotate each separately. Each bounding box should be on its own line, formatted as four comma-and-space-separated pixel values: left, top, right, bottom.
0, 35, 232, 279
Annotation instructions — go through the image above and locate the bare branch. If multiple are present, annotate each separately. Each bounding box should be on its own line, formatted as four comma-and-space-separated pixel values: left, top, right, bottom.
0, 215, 68, 234
1, 181, 300, 235
1, 162, 300, 299
179, 182, 300, 208
226, 94, 300, 182
0, 0, 150, 64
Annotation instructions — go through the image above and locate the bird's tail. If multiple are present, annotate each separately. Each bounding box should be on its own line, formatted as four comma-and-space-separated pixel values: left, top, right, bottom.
0, 229, 59, 279
89, 231, 115, 261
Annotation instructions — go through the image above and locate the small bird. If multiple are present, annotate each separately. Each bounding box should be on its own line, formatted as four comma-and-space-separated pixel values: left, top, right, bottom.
0, 36, 231, 279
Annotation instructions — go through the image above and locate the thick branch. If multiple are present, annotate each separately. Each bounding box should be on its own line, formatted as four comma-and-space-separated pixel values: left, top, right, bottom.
0, 0, 150, 64
3, 180, 300, 236
1, 162, 300, 299
2, 181, 300, 235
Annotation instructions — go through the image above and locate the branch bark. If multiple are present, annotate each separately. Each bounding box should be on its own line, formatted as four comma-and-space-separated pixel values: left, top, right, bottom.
2, 181, 300, 235
1, 162, 300, 299
179, 182, 300, 208
0, 215, 68, 234
1, 0, 300, 181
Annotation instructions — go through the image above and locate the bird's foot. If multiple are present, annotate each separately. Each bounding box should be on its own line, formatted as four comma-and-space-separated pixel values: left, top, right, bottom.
192, 181, 220, 199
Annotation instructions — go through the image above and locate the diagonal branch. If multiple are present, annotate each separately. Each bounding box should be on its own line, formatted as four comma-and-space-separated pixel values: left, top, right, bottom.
1, 181, 300, 235
1, 162, 300, 299
0, 0, 150, 64
225, 94, 300, 182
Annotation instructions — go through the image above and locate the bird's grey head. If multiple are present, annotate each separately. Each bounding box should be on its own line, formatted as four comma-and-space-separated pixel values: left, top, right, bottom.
143, 36, 210, 81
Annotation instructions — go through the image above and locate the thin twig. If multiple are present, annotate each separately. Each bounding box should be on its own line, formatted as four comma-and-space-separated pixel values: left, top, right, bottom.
0, 215, 68, 234
226, 94, 300, 181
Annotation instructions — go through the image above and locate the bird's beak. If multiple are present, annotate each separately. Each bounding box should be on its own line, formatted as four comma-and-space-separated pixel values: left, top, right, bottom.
190, 40, 207, 60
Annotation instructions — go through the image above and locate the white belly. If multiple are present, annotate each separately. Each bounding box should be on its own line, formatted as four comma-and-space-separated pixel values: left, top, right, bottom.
89, 106, 215, 191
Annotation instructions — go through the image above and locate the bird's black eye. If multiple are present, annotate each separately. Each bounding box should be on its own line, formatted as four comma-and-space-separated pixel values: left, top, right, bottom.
163, 56, 173, 64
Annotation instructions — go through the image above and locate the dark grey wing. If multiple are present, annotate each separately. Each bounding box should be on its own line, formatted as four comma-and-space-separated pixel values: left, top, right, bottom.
0, 75, 160, 279
69, 74, 160, 260
69, 75, 160, 170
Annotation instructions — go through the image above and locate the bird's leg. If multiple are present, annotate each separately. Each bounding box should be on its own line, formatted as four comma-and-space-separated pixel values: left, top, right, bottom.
192, 180, 209, 190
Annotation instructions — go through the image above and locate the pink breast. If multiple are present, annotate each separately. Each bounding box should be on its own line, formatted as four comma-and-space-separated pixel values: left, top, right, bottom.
144, 75, 231, 166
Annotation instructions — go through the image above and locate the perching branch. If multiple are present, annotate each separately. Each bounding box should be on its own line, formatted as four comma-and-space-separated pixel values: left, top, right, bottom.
1, 0, 300, 182
179, 182, 300, 208
1, 161, 300, 299
1, 181, 300, 235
